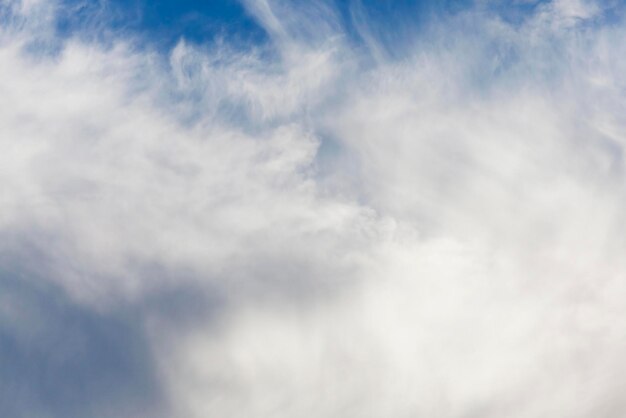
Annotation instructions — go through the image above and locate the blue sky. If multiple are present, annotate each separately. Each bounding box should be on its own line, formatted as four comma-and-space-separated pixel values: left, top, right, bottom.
51, 0, 563, 49
55, 0, 267, 47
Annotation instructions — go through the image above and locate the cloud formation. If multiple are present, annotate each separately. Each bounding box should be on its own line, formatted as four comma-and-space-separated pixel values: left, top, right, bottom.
2, 0, 626, 417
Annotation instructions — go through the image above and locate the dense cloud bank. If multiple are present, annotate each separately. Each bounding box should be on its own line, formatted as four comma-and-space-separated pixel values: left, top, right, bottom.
2, 0, 626, 417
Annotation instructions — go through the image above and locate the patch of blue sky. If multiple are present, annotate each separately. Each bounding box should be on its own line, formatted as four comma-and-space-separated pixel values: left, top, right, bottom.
48, 0, 557, 52
54, 0, 267, 49
8, 0, 626, 56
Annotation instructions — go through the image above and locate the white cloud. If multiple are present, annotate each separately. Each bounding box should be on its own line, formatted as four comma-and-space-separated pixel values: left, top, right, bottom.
2, 0, 626, 417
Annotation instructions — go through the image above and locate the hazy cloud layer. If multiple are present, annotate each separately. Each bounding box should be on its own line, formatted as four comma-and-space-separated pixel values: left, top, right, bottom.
2, 0, 626, 417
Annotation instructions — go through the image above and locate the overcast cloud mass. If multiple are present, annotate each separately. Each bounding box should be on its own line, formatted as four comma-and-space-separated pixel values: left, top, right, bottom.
2, 0, 626, 416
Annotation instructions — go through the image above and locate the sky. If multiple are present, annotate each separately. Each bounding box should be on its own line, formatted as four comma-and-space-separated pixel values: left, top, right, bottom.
2, 0, 626, 417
